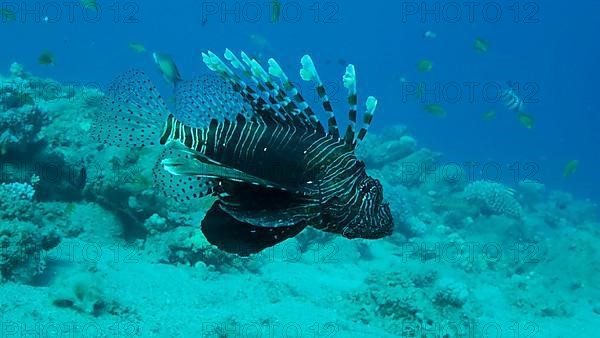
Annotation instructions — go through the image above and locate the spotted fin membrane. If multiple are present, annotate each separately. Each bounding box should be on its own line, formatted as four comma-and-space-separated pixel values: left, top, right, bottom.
92, 70, 218, 200
173, 74, 253, 128
92, 69, 169, 148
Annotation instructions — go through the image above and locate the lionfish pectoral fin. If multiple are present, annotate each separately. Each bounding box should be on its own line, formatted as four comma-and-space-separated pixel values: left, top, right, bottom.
173, 75, 253, 128
161, 142, 289, 190
152, 147, 215, 202
92, 69, 170, 148
201, 202, 307, 256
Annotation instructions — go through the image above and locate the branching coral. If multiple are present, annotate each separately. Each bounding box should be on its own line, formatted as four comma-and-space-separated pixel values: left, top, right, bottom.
0, 182, 35, 220
0, 220, 60, 283
433, 278, 469, 308
0, 182, 61, 283
0, 105, 46, 153
1, 68, 48, 154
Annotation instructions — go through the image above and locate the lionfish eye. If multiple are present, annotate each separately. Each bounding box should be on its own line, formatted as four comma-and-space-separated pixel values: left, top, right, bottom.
361, 184, 370, 194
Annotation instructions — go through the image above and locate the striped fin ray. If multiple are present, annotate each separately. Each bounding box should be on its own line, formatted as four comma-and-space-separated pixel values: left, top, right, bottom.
342, 64, 358, 146
266, 58, 321, 127
224, 49, 316, 127
299, 55, 339, 138
203, 50, 280, 122
211, 50, 315, 128
355, 96, 378, 145
226, 50, 285, 117
238, 51, 292, 119
202, 51, 261, 110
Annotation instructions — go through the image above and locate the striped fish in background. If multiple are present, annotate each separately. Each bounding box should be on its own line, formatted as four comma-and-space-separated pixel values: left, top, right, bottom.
500, 82, 526, 113
94, 50, 393, 256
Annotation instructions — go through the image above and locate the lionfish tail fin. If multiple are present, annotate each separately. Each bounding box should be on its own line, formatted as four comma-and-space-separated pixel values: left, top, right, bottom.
92, 69, 169, 148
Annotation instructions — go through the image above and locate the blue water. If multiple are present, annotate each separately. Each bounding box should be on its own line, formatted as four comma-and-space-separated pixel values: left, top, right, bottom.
2, 0, 596, 201
2, 2, 600, 336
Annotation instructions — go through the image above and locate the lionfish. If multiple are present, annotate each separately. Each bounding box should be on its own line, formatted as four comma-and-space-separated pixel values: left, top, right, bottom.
95, 49, 393, 255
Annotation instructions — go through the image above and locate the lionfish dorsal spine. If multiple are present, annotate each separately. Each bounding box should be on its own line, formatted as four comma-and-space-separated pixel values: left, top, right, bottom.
205, 51, 280, 121
204, 50, 322, 131
355, 96, 378, 144
238, 51, 296, 121
236, 51, 319, 131
299, 55, 340, 139
202, 51, 264, 113
267, 58, 321, 127
342, 64, 358, 146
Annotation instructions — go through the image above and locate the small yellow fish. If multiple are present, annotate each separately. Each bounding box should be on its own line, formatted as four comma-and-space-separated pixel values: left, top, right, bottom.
417, 59, 433, 72
473, 37, 489, 53
129, 42, 146, 53
81, 0, 98, 10
563, 160, 579, 177
517, 112, 534, 129
38, 50, 55, 65
1, 8, 17, 21
271, 0, 281, 23
424, 103, 446, 117
482, 109, 496, 121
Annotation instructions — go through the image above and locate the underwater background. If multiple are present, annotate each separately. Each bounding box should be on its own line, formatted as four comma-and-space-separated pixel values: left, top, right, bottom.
0, 0, 598, 337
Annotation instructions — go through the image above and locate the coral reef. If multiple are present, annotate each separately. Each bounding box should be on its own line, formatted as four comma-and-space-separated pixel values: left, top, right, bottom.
433, 277, 469, 308
464, 180, 523, 219
0, 97, 46, 154
357, 125, 417, 168
0, 181, 61, 283
0, 182, 35, 220
0, 65, 598, 337
0, 220, 60, 283
145, 225, 263, 273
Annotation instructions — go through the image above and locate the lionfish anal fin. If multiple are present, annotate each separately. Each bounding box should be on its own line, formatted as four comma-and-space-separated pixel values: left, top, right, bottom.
201, 202, 307, 256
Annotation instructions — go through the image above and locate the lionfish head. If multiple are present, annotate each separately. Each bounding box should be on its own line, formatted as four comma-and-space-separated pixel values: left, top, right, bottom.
342, 174, 393, 239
